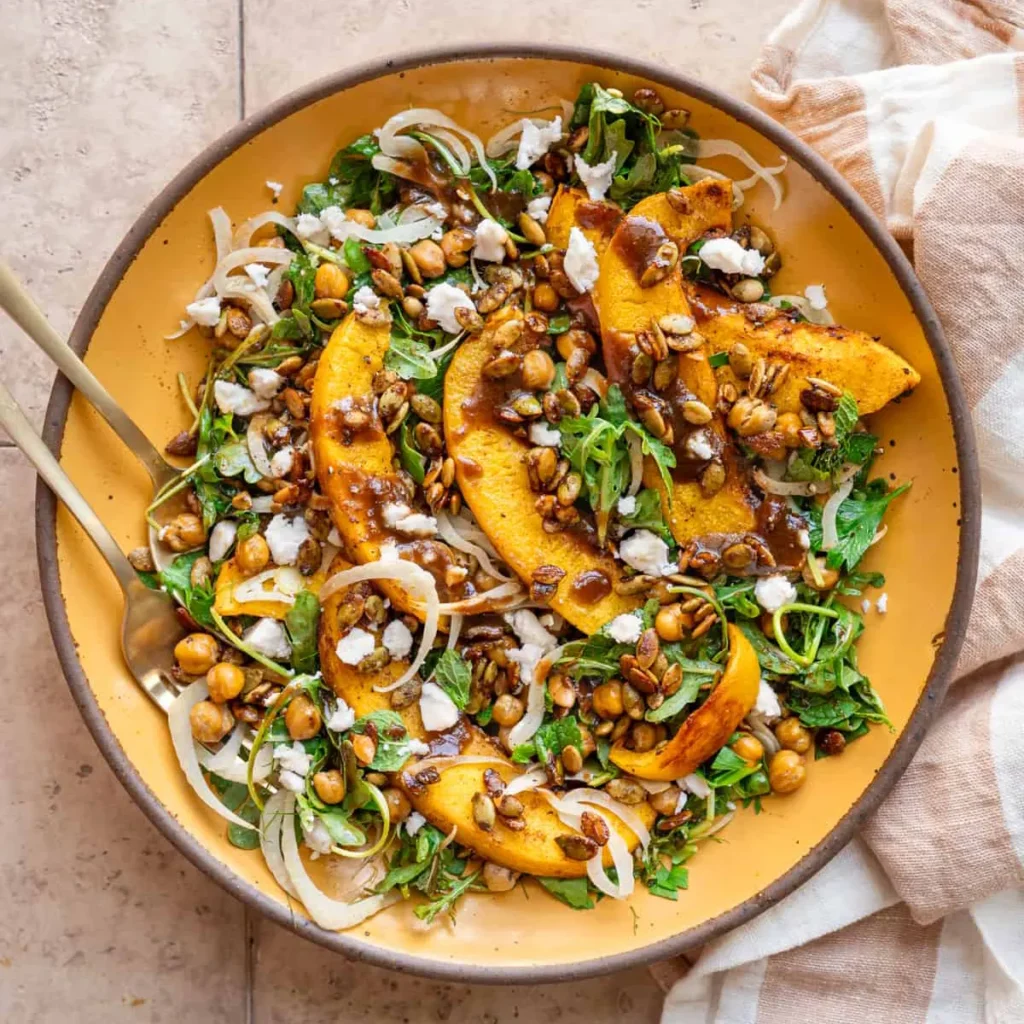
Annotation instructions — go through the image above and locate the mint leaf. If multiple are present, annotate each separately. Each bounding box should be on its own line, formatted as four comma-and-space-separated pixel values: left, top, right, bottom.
351, 710, 416, 772
433, 649, 472, 710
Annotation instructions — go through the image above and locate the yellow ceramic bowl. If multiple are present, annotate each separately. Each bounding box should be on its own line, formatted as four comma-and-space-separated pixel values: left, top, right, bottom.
37, 47, 979, 982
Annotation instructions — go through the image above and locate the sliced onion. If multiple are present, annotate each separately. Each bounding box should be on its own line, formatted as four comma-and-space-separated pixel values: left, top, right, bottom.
402, 754, 509, 776
446, 613, 463, 651
695, 810, 735, 839
201, 716, 242, 770
209, 207, 233, 262
233, 566, 304, 606
745, 713, 780, 756
168, 682, 258, 829
469, 254, 485, 293
436, 511, 512, 582
202, 740, 272, 785
753, 466, 820, 497
219, 279, 281, 326
767, 294, 835, 326
321, 211, 442, 246
561, 788, 651, 850
452, 513, 501, 559
580, 368, 608, 401
436, 580, 526, 615
431, 127, 472, 173
869, 524, 888, 548
319, 561, 439, 693
821, 478, 853, 551
233, 210, 299, 250
503, 766, 548, 796
260, 789, 301, 899
213, 246, 294, 296
639, 780, 673, 794
278, 793, 397, 930
588, 824, 634, 899
694, 139, 787, 210
247, 414, 275, 479
250, 495, 276, 513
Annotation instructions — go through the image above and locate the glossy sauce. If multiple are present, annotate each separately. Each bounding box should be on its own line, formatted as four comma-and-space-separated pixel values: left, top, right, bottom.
570, 569, 612, 605
610, 216, 670, 281
576, 200, 623, 237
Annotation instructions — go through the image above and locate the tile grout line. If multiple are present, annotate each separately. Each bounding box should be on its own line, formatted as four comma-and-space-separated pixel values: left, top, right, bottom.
237, 0, 246, 119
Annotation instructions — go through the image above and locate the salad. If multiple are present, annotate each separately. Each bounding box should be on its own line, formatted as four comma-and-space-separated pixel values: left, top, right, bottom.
136, 80, 920, 928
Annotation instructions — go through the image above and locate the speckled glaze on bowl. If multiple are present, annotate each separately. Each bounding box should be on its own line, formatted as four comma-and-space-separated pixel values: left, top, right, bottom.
36, 46, 979, 983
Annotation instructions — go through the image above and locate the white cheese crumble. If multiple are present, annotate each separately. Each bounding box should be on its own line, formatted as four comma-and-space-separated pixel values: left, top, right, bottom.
574, 153, 617, 201
265, 179, 284, 198
294, 212, 328, 243
528, 421, 561, 448
515, 116, 563, 171
208, 519, 238, 562
564, 226, 600, 293
507, 643, 546, 686
407, 739, 430, 756
269, 446, 294, 479
754, 679, 782, 720
616, 495, 637, 516
319, 205, 351, 241
244, 263, 271, 289
620, 529, 675, 577
404, 811, 427, 836
382, 502, 437, 538
877, 592, 889, 613
754, 574, 797, 613
275, 740, 312, 775
685, 430, 715, 461
526, 195, 552, 223
243, 618, 292, 660
327, 526, 342, 547
472, 218, 508, 262
699, 237, 766, 277
326, 698, 356, 733
278, 770, 305, 793
382, 619, 414, 659
797, 529, 811, 550
804, 284, 828, 309
247, 367, 284, 399
335, 627, 376, 666
351, 285, 380, 313
607, 613, 643, 645
425, 282, 475, 334
265, 514, 311, 566
861, 598, 873, 614
303, 818, 333, 855
213, 380, 270, 417
419, 682, 459, 732
504, 610, 557, 653
186, 296, 222, 327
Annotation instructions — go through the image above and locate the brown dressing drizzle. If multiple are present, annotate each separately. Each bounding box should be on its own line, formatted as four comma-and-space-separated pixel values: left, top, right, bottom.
570, 569, 612, 605
610, 216, 670, 282
576, 200, 623, 237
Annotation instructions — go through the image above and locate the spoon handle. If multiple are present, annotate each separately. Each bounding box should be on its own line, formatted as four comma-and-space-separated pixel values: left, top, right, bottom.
0, 377, 136, 592
0, 261, 178, 490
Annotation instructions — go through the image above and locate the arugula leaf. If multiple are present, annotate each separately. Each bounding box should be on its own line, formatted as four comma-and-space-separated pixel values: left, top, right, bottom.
398, 420, 427, 484
314, 806, 365, 847
737, 621, 801, 675
342, 237, 372, 275
715, 580, 761, 619
351, 710, 417, 772
285, 250, 318, 312
645, 673, 703, 723
538, 876, 595, 910
214, 441, 262, 484
159, 551, 215, 629
836, 570, 885, 596
414, 870, 480, 925
647, 862, 690, 901
298, 135, 396, 216
433, 649, 472, 710
285, 591, 320, 675
384, 305, 454, 397
512, 716, 582, 764
619, 488, 673, 544
706, 746, 761, 788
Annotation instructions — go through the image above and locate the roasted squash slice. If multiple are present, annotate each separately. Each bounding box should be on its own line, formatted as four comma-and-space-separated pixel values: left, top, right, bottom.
610, 624, 760, 781
444, 307, 640, 634
213, 557, 331, 619
596, 180, 757, 546
319, 561, 654, 877
544, 185, 621, 253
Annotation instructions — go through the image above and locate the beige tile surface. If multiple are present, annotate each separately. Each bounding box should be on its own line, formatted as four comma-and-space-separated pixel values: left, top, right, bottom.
2, 1, 791, 1020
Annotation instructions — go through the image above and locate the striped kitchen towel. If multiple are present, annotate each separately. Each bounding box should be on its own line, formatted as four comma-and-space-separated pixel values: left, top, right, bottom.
660, 1, 1024, 1020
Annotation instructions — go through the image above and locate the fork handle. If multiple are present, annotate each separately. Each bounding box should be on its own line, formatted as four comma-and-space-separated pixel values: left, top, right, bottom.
0, 377, 136, 592
0, 261, 177, 490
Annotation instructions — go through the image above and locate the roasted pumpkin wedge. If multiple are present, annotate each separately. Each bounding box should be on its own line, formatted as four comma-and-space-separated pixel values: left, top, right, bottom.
319, 561, 654, 877
596, 180, 757, 546
544, 185, 622, 253
610, 624, 760, 781
444, 307, 641, 634
214, 558, 332, 619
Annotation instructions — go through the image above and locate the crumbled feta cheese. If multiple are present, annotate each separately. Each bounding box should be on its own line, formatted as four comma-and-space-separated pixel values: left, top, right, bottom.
213, 380, 270, 418
564, 226, 600, 293
351, 286, 380, 313
382, 619, 414, 659
208, 519, 238, 562
244, 263, 271, 289
861, 598, 873, 614
425, 282, 475, 334
247, 367, 284, 399
243, 618, 292, 660
515, 116, 563, 171
294, 212, 328, 243
335, 627, 376, 666
528, 421, 561, 447
526, 195, 552, 223
616, 495, 637, 516
754, 574, 797, 613
754, 679, 782, 720
278, 770, 305, 793
620, 529, 675, 577
407, 739, 430, 756
326, 699, 356, 732
680, 773, 711, 799
574, 153, 617, 201
804, 284, 828, 310
685, 430, 715, 461
797, 529, 811, 550
419, 682, 459, 732
504, 610, 557, 652
186, 296, 222, 326
698, 237, 766, 276
265, 514, 311, 566
404, 811, 427, 836
607, 613, 642, 645
265, 179, 284, 198
275, 741, 312, 775
877, 592, 889, 613
472, 218, 508, 262
303, 818, 334, 855
382, 502, 437, 538
269, 446, 294, 479
378, 540, 401, 562
674, 792, 689, 815
507, 643, 546, 686
319, 205, 352, 241
327, 526, 342, 547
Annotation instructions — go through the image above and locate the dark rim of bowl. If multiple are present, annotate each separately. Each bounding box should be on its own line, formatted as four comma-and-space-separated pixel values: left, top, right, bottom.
35, 43, 980, 985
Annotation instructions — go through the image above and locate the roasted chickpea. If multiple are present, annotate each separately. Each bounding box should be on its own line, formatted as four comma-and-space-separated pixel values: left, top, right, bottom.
631, 722, 658, 753
236, 534, 270, 575
768, 749, 806, 794
654, 603, 685, 643
521, 349, 556, 391
775, 717, 812, 754
592, 680, 625, 720
206, 662, 245, 703
409, 239, 446, 278
313, 769, 346, 805
777, 411, 804, 448
345, 208, 376, 229
492, 694, 525, 728
532, 282, 560, 312
802, 556, 840, 591
731, 733, 765, 763
189, 699, 234, 743
548, 673, 576, 709
383, 787, 411, 823
314, 262, 349, 300
482, 862, 519, 892
285, 694, 322, 741
161, 513, 206, 553
439, 227, 475, 268
649, 785, 682, 817
174, 633, 220, 675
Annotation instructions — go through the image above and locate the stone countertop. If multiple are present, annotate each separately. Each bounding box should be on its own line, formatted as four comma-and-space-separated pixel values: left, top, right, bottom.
0, 1, 789, 1019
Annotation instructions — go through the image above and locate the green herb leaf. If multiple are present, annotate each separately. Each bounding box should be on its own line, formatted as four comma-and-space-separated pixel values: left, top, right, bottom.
645, 673, 703, 723
351, 710, 418, 772
706, 746, 760, 788
823, 480, 911, 571
285, 591, 320, 675
433, 649, 472, 711
538, 876, 595, 910
512, 716, 583, 764
707, 351, 730, 369
647, 862, 690, 900
398, 420, 427, 484
619, 488, 673, 544
159, 551, 216, 629
737, 621, 801, 675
